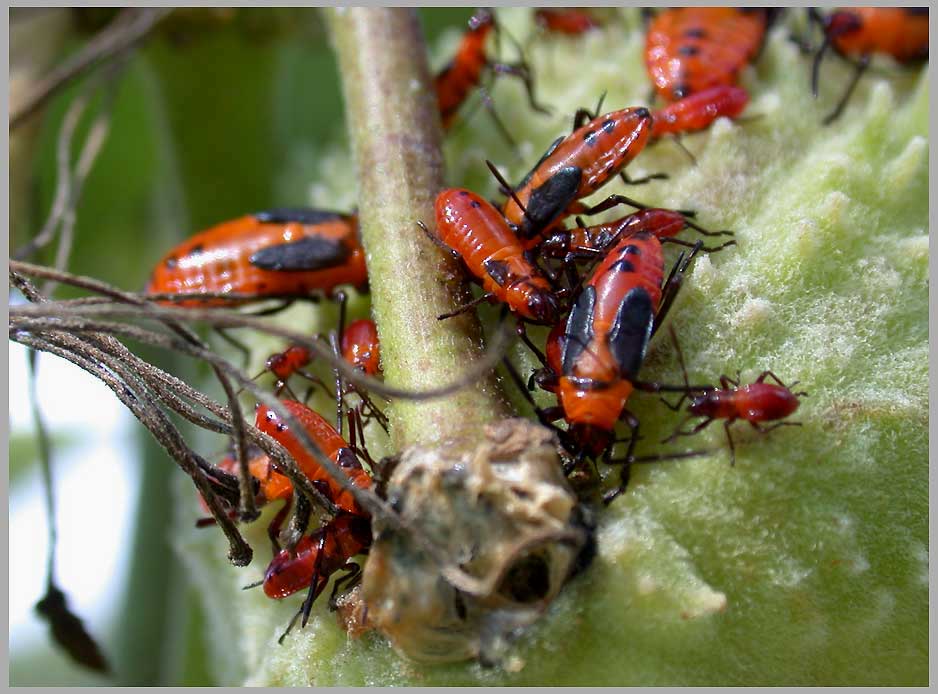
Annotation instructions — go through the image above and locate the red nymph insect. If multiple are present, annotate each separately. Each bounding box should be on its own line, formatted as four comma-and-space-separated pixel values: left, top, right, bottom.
808, 7, 928, 123
662, 326, 807, 465
146, 208, 367, 306
645, 8, 771, 102
423, 187, 560, 324
340, 319, 381, 376
254, 399, 372, 517
533, 8, 602, 36
650, 86, 750, 139
435, 8, 548, 142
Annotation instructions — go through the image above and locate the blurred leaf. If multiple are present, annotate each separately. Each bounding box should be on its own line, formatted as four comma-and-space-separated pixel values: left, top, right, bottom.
8, 430, 81, 486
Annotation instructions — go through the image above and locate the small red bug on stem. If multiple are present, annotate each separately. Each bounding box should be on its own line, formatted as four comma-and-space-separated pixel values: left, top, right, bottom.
806, 7, 928, 124
252, 295, 387, 434
420, 187, 561, 324
661, 325, 807, 466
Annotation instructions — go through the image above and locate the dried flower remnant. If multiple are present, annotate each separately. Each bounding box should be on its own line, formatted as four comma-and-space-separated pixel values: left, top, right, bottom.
361, 418, 593, 665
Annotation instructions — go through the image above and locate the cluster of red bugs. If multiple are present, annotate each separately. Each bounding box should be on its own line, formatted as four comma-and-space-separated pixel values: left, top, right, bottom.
142, 7, 926, 641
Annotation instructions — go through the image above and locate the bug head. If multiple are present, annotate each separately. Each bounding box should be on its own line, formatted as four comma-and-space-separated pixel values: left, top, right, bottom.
521, 288, 560, 325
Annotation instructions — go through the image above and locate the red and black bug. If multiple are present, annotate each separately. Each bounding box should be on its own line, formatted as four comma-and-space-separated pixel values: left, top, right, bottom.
662, 326, 807, 465
262, 511, 372, 643
539, 208, 692, 262
807, 7, 928, 124
252, 400, 375, 640
259, 319, 381, 399
254, 399, 372, 518
516, 232, 713, 503
422, 187, 560, 324
534, 8, 602, 36
146, 208, 367, 306
435, 8, 549, 144
650, 85, 750, 140
491, 102, 733, 253
645, 8, 772, 102
496, 106, 658, 248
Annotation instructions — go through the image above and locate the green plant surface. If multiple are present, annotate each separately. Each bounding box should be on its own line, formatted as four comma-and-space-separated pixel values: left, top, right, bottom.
173, 8, 926, 686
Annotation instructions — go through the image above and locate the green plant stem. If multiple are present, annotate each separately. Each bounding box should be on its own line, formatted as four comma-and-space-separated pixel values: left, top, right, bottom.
326, 8, 509, 450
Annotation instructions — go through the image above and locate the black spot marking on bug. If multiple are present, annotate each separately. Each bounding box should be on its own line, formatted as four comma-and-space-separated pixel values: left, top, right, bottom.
601, 119, 616, 134
253, 208, 344, 225
459, 190, 470, 196
250, 236, 350, 272
523, 167, 582, 237
187, 244, 204, 257
622, 244, 641, 256
684, 27, 707, 39
562, 286, 595, 375
678, 44, 700, 56
583, 130, 598, 145
469, 200, 482, 209
607, 286, 654, 380
483, 258, 512, 287
164, 256, 178, 269
673, 83, 690, 99
611, 259, 636, 274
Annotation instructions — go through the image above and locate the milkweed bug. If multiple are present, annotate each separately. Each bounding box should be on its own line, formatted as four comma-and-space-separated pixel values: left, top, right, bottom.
806, 7, 928, 124
645, 8, 772, 102
261, 511, 372, 643
436, 8, 550, 145
255, 297, 386, 432
650, 86, 751, 140
662, 325, 807, 466
420, 187, 560, 324
517, 232, 718, 502
254, 399, 372, 518
196, 448, 270, 518
340, 319, 381, 377
497, 106, 657, 248
195, 444, 319, 553
146, 208, 367, 306
538, 207, 733, 264
533, 8, 602, 36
